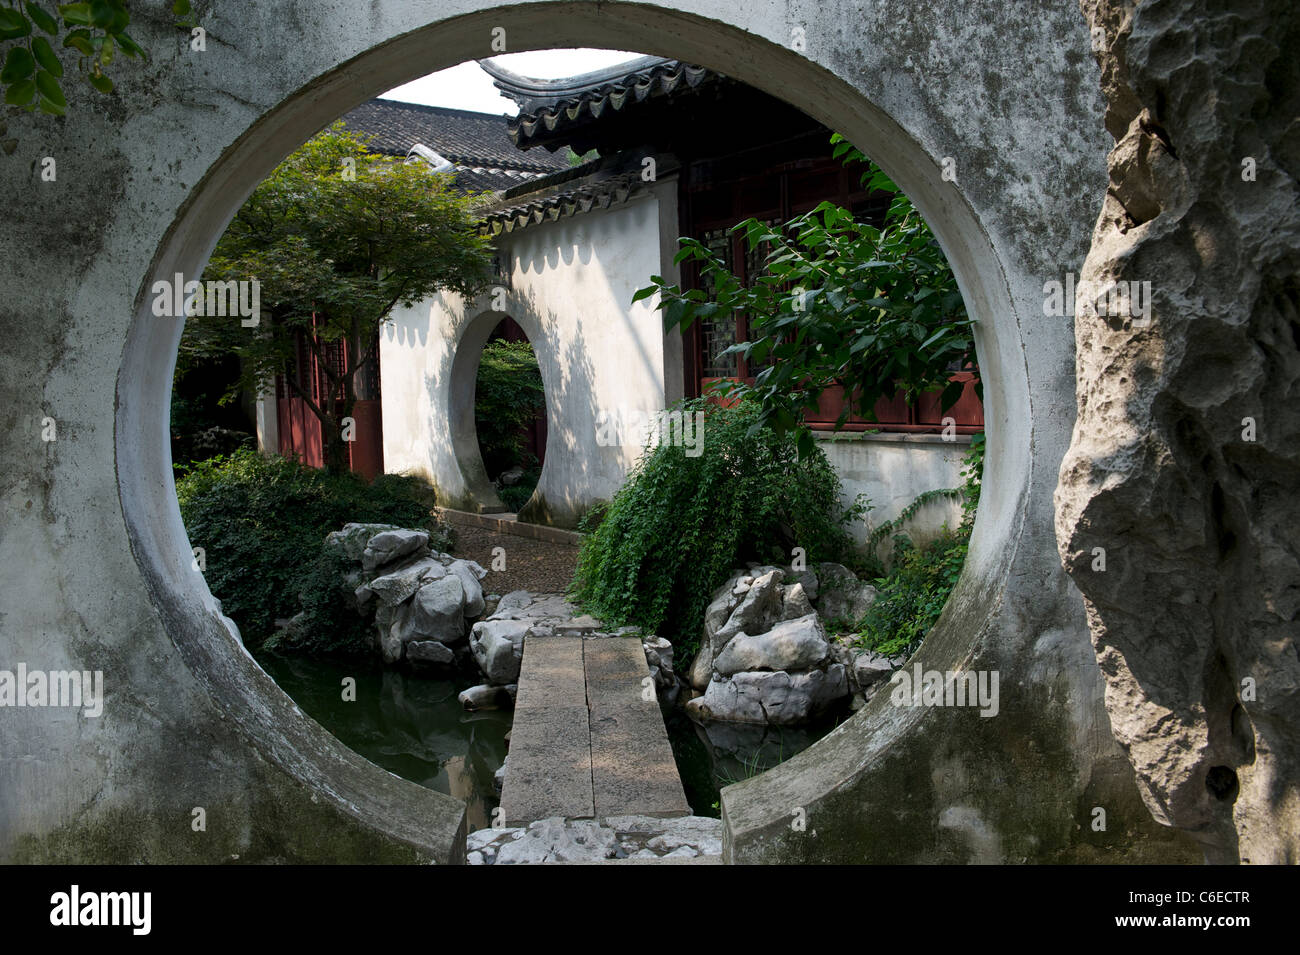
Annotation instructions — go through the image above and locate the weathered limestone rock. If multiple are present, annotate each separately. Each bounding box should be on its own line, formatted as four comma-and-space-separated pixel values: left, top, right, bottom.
412, 574, 466, 645
494, 817, 619, 864
367, 557, 444, 606
780, 582, 815, 621
786, 567, 819, 601
703, 572, 747, 641
469, 619, 530, 685
712, 569, 784, 651
324, 522, 400, 562
690, 572, 858, 722
361, 529, 429, 571
407, 640, 455, 666
643, 635, 674, 675
606, 814, 724, 857
444, 558, 487, 618
713, 613, 829, 676
852, 650, 896, 694
458, 684, 514, 711
814, 562, 878, 626
689, 642, 714, 691
686, 665, 849, 725
1057, 0, 1300, 862
497, 590, 533, 613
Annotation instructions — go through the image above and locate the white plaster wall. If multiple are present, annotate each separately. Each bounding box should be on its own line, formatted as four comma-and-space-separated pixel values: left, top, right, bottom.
254, 391, 278, 454
819, 432, 970, 549
380, 185, 674, 525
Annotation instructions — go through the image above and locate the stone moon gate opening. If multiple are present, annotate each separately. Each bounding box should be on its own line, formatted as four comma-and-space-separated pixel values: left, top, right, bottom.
382, 306, 557, 517
3, 0, 1205, 863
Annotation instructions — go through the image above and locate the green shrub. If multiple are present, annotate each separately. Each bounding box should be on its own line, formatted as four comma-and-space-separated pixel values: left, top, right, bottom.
497, 467, 539, 512
265, 547, 375, 657
175, 448, 452, 651
474, 339, 545, 479
854, 528, 970, 657
569, 397, 858, 659
853, 432, 984, 658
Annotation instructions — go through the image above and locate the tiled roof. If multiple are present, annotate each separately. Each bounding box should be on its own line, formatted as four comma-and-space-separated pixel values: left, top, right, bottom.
482, 56, 719, 151
339, 99, 569, 192
479, 153, 678, 236
481, 169, 650, 236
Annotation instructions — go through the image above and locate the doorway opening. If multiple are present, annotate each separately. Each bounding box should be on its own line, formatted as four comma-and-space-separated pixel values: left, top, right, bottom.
473, 316, 547, 514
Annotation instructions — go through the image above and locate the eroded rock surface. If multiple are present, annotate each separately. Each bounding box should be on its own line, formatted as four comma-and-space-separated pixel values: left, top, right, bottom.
686, 564, 878, 724
1057, 0, 1300, 862
465, 815, 723, 864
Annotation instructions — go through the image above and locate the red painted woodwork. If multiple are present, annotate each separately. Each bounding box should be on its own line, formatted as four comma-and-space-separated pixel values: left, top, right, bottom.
275, 320, 385, 478
802, 372, 983, 434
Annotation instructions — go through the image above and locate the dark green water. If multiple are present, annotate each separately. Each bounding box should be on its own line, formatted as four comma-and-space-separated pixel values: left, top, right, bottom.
255, 652, 510, 831
668, 707, 846, 816
256, 652, 841, 820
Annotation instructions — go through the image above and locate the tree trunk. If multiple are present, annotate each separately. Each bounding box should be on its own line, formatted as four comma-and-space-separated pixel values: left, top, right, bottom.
322, 389, 359, 476
322, 412, 350, 475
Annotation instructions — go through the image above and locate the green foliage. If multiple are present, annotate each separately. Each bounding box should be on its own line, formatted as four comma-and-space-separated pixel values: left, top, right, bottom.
852, 431, 985, 658
1, 1, 146, 116
855, 528, 969, 658
566, 147, 598, 166
635, 134, 975, 456
569, 397, 857, 658
958, 430, 984, 524
497, 469, 539, 512
473, 338, 545, 478
182, 122, 495, 472
265, 547, 372, 658
170, 353, 256, 472
175, 448, 451, 651
576, 499, 610, 533
865, 486, 963, 557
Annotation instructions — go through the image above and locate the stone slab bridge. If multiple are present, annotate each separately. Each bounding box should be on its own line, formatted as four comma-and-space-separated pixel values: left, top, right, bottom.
500, 636, 689, 826
1, 0, 1294, 863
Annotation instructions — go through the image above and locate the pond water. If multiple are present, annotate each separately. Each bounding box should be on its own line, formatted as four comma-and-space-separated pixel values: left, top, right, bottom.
256, 652, 844, 821
255, 652, 510, 831
669, 707, 847, 816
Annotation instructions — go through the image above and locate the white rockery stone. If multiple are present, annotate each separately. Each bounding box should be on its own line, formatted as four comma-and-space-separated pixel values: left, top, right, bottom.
713, 612, 829, 676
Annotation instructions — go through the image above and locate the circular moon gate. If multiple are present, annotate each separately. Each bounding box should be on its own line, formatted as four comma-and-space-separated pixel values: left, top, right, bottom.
1, 0, 1196, 862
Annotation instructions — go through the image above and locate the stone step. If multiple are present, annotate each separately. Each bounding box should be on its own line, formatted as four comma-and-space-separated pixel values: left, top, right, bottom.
436, 507, 584, 545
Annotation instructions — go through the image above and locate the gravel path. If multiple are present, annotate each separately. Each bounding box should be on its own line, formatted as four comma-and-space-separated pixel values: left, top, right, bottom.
450, 525, 581, 596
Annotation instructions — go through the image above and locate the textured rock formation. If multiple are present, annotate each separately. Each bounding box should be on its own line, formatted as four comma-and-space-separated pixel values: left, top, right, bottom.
1057, 0, 1300, 862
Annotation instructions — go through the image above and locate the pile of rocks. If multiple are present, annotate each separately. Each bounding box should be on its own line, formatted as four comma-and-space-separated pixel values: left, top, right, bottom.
317, 526, 682, 713
460, 590, 681, 710
685, 562, 901, 725
466, 814, 722, 864
324, 523, 488, 669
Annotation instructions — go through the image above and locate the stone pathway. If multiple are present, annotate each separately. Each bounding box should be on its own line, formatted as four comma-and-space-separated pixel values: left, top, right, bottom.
467, 814, 723, 865
498, 635, 690, 826
451, 525, 579, 595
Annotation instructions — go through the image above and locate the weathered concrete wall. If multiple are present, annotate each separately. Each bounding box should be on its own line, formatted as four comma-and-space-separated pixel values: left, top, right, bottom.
0, 0, 1211, 863
380, 186, 673, 527
1056, 0, 1300, 863
819, 433, 968, 550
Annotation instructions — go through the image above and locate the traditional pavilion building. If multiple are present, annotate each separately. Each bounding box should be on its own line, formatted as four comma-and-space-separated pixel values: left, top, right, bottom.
260, 56, 982, 541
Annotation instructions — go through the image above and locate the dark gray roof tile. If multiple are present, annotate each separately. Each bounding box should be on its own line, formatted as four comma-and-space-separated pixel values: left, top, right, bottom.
340, 99, 569, 177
